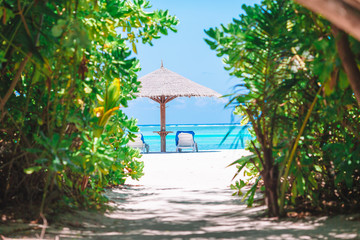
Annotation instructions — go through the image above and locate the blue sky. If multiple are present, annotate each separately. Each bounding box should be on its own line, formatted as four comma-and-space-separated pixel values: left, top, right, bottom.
124, 0, 261, 125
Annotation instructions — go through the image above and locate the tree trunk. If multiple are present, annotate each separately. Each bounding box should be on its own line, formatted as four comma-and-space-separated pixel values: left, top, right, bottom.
81, 176, 89, 191
261, 148, 280, 217
332, 26, 360, 106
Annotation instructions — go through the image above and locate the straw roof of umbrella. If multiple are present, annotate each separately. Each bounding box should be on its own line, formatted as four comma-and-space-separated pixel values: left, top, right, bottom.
137, 65, 221, 98
135, 63, 221, 152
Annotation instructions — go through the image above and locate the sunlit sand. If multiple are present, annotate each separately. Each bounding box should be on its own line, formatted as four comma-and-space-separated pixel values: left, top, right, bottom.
126, 149, 251, 189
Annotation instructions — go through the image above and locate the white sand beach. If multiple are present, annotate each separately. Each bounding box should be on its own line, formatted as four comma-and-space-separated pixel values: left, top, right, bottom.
126, 149, 251, 189
1, 150, 359, 239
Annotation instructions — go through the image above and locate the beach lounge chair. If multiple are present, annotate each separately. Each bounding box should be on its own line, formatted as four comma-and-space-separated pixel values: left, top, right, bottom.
175, 131, 198, 152
127, 133, 149, 153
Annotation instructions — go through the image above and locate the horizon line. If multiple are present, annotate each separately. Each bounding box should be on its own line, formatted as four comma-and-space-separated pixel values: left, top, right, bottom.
137, 123, 249, 126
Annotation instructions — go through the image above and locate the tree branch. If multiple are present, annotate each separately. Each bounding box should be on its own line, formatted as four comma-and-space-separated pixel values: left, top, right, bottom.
332, 26, 360, 106
17, 0, 31, 37
251, 140, 265, 167
0, 52, 32, 120
295, 0, 360, 41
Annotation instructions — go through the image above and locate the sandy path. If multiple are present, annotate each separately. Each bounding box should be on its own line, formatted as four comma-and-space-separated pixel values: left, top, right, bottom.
2, 150, 359, 239
126, 149, 248, 189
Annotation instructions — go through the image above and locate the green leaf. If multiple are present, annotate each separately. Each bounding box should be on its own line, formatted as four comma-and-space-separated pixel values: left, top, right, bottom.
51, 25, 63, 37
314, 165, 322, 172
227, 154, 256, 167
24, 166, 42, 174
296, 175, 305, 196
241, 176, 261, 206
132, 42, 137, 54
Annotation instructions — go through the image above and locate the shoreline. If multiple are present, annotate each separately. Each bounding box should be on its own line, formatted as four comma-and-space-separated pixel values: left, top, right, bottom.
138, 149, 247, 153
137, 123, 248, 127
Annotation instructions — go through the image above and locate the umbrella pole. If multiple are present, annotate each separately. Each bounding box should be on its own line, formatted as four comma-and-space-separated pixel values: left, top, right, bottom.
150, 96, 177, 152
160, 101, 166, 152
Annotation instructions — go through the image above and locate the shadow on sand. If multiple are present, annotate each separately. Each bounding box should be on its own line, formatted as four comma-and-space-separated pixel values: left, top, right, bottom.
4, 185, 359, 240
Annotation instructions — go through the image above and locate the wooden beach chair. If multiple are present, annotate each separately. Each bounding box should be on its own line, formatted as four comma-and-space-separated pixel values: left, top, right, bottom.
175, 131, 198, 152
127, 133, 149, 153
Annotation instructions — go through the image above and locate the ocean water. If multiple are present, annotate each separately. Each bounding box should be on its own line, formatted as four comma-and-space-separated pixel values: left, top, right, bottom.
138, 124, 253, 152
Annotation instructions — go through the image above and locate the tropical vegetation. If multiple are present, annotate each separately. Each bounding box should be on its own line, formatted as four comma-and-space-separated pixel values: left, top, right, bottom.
206, 0, 360, 217
0, 0, 178, 219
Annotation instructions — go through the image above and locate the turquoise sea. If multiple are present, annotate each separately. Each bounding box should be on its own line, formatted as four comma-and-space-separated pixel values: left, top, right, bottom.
138, 124, 253, 152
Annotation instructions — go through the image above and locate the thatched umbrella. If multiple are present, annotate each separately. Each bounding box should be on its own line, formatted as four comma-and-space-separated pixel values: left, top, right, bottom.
137, 62, 221, 152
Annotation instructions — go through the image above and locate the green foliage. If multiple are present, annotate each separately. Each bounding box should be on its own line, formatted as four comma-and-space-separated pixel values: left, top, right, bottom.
0, 0, 178, 216
228, 154, 261, 207
206, 0, 360, 216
